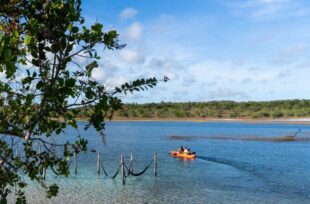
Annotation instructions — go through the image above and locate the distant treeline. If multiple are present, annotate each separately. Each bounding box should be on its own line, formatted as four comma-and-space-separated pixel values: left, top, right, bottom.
77, 100, 310, 119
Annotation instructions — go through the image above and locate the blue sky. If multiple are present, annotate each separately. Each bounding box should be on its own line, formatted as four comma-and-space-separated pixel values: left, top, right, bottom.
81, 0, 310, 103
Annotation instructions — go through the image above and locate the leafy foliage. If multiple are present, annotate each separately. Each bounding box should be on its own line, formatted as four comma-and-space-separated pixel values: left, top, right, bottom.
0, 0, 164, 203
109, 100, 310, 119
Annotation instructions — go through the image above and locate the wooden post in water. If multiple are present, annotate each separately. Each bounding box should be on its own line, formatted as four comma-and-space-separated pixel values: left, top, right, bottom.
74, 150, 77, 175
130, 153, 133, 171
42, 161, 46, 179
97, 152, 101, 175
121, 154, 125, 185
154, 152, 157, 177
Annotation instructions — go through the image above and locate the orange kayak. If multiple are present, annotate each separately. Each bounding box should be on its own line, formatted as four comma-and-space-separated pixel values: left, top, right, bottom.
170, 150, 196, 159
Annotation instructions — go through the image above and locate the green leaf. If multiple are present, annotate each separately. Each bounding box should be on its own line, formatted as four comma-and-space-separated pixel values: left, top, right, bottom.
36, 81, 43, 89
24, 35, 32, 45
13, 30, 19, 39
5, 61, 16, 78
72, 26, 79, 33
68, 23, 73, 31
47, 184, 59, 198
51, 44, 60, 53
4, 49, 11, 60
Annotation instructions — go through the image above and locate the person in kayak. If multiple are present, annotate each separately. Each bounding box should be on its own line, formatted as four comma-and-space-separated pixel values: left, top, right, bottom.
178, 146, 184, 153
184, 147, 191, 155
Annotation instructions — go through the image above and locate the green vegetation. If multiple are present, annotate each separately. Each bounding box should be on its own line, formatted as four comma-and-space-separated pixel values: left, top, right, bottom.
0, 1, 161, 203
107, 100, 310, 119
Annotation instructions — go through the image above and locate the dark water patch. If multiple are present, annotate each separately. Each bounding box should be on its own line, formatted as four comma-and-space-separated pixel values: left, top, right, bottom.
196, 155, 310, 200
196, 156, 261, 176
213, 135, 310, 142
168, 135, 195, 141
167, 135, 310, 142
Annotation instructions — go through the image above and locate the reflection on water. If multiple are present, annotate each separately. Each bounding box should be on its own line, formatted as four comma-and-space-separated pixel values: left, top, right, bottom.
12, 121, 310, 203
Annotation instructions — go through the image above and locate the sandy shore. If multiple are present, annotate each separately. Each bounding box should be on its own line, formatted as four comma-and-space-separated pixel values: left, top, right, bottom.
107, 117, 310, 125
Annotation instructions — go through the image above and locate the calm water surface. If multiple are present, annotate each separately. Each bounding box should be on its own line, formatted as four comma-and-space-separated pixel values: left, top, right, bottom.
24, 121, 310, 203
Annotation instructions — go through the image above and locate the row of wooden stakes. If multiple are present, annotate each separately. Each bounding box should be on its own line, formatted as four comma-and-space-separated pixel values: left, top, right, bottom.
73, 151, 158, 184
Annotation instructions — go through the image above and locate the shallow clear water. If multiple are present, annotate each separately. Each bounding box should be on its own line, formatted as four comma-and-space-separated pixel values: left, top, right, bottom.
19, 122, 310, 203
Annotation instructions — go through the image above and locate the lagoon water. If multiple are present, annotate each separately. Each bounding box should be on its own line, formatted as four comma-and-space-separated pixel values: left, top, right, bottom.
23, 121, 310, 204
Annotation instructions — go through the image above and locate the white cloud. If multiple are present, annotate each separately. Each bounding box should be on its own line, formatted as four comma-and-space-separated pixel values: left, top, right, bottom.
173, 90, 189, 100
75, 55, 88, 65
182, 75, 196, 86
189, 60, 277, 82
234, 0, 310, 19
162, 71, 179, 80
119, 8, 138, 20
119, 49, 145, 64
242, 78, 253, 83
91, 67, 105, 82
208, 87, 249, 100
151, 14, 176, 33
270, 43, 307, 65
127, 22, 142, 40
106, 76, 128, 88
149, 56, 185, 70
242, 0, 291, 8
252, 1, 295, 18
256, 0, 290, 4
296, 60, 310, 69
0, 72, 5, 81
276, 70, 291, 78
